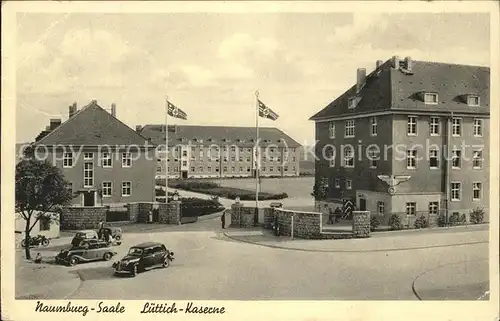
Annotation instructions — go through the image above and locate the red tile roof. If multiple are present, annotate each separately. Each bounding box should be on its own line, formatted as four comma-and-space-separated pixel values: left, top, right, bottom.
35, 101, 152, 146
310, 59, 490, 120
139, 125, 302, 148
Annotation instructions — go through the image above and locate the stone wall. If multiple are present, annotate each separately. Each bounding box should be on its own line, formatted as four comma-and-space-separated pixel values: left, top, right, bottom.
274, 209, 323, 238
160, 201, 181, 225
61, 206, 107, 230
352, 211, 370, 238
263, 207, 275, 228
229, 204, 243, 227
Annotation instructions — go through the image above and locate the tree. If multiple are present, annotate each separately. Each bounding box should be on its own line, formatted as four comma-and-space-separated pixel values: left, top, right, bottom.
16, 159, 74, 259
311, 177, 329, 210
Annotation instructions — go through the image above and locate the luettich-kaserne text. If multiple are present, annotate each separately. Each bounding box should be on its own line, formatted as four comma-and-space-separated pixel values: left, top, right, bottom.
140, 302, 226, 314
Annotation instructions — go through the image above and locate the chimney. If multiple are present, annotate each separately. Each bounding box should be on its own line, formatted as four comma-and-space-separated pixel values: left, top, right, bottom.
376, 60, 384, 69
49, 118, 62, 130
136, 125, 142, 132
404, 56, 412, 71
69, 102, 77, 118
392, 55, 400, 68
356, 68, 366, 92
111, 103, 116, 117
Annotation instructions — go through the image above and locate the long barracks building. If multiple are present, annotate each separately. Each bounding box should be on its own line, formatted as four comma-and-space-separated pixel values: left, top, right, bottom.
310, 56, 490, 219
137, 125, 302, 179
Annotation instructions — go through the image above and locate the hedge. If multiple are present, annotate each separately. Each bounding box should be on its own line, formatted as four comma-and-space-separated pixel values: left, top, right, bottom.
165, 180, 288, 201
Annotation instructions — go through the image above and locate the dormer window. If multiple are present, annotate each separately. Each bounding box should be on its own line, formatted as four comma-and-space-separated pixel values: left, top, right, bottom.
348, 97, 357, 109
424, 93, 438, 105
468, 95, 480, 106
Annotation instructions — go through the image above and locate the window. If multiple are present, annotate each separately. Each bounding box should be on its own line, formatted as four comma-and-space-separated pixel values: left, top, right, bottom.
199, 167, 203, 172
270, 167, 274, 172
84, 152, 94, 160
348, 97, 357, 109
468, 95, 480, 106
224, 157, 228, 162
191, 147, 195, 153
473, 119, 483, 137
407, 116, 417, 135
377, 201, 385, 215
407, 149, 417, 169
284, 166, 288, 172
428, 202, 439, 215
370, 117, 378, 136
334, 179, 340, 188
343, 146, 354, 168
452, 149, 461, 169
246, 157, 251, 162
122, 182, 131, 196
473, 182, 482, 200
346, 180, 352, 190
182, 161, 187, 166
39, 216, 50, 231
424, 93, 438, 104
84, 162, 94, 187
345, 120, 355, 138
156, 167, 162, 173
239, 157, 243, 162
262, 166, 266, 171
223, 166, 228, 172
63, 152, 73, 168
430, 117, 440, 135
231, 156, 236, 162
368, 149, 378, 168
208, 166, 212, 172
122, 153, 132, 167
102, 182, 112, 197
182, 150, 188, 157
406, 202, 417, 215
101, 152, 112, 168
231, 166, 235, 172
190, 166, 195, 172
451, 182, 461, 201
429, 148, 439, 168
452, 118, 461, 136
329, 122, 335, 139
240, 167, 244, 172
215, 168, 220, 172
473, 150, 483, 169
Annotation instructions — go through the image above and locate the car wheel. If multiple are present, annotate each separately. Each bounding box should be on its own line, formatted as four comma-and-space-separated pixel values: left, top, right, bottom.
68, 256, 78, 266
21, 239, 27, 248
162, 258, 170, 268
42, 239, 50, 247
115, 235, 121, 241
103, 252, 112, 261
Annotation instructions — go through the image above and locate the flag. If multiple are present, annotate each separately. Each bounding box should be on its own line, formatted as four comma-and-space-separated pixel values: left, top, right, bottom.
167, 101, 187, 120
258, 99, 279, 120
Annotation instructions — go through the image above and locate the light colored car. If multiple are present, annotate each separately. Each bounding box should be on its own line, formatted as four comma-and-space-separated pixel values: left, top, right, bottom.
71, 229, 99, 247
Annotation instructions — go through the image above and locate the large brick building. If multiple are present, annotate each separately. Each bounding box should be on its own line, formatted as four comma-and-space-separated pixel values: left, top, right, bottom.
137, 125, 301, 179
32, 100, 156, 206
310, 56, 489, 219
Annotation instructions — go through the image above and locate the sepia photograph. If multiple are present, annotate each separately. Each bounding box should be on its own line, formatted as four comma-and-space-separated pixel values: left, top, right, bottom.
2, 1, 499, 320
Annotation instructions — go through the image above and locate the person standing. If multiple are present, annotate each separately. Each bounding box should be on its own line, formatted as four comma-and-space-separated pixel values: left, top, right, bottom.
221, 211, 226, 229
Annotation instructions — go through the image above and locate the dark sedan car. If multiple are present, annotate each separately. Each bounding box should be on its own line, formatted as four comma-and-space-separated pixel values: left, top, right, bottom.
56, 240, 117, 266
112, 242, 174, 277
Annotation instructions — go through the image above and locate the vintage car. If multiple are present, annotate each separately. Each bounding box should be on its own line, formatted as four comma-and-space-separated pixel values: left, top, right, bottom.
112, 242, 174, 277
56, 239, 118, 266
71, 229, 99, 247
98, 227, 123, 245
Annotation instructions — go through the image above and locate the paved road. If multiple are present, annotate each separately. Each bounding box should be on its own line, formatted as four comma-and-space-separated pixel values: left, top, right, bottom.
31, 218, 489, 300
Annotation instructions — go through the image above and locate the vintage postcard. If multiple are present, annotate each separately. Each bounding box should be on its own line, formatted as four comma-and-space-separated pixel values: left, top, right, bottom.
1, 1, 499, 321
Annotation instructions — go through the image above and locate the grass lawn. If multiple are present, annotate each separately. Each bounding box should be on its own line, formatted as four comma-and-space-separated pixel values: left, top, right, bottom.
211, 176, 314, 198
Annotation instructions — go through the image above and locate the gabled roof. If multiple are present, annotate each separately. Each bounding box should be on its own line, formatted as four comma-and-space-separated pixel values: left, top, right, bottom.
35, 101, 153, 146
309, 59, 490, 121
139, 125, 302, 148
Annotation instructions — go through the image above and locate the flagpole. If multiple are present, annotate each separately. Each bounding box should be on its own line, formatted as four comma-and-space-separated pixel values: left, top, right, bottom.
255, 91, 260, 210
165, 97, 169, 203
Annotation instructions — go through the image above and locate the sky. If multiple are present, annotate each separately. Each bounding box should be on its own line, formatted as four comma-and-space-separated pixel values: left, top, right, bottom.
16, 12, 490, 145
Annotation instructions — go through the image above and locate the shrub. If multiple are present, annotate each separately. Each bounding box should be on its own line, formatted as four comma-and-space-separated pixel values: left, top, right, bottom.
469, 208, 485, 224
414, 215, 429, 229
388, 214, 403, 230
180, 197, 224, 217
448, 212, 467, 226
370, 216, 380, 232
155, 188, 166, 196
437, 215, 448, 227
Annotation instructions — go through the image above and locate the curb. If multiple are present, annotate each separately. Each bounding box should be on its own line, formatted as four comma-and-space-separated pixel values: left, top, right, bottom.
411, 258, 489, 300
222, 232, 488, 253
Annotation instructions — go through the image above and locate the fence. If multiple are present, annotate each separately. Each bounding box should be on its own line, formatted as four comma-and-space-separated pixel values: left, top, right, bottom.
106, 205, 130, 222
371, 208, 488, 231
